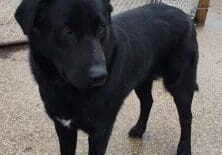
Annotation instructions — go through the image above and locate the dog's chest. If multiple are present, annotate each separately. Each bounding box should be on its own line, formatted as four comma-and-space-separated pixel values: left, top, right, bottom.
51, 103, 96, 132
56, 117, 73, 128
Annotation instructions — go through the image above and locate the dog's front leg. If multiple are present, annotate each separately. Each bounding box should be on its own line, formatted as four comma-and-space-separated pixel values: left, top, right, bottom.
54, 122, 77, 155
88, 128, 112, 155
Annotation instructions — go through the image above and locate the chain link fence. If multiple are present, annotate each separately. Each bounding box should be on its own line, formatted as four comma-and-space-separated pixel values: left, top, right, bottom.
0, 0, 200, 46
112, 0, 200, 16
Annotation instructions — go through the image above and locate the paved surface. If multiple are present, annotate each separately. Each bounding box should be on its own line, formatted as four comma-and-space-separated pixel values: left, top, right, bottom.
0, 0, 222, 155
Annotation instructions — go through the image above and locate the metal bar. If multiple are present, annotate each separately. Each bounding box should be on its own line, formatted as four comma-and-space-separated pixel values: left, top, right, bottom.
0, 39, 28, 48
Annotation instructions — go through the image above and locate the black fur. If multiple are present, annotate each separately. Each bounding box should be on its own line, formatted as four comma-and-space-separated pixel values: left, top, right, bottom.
15, 0, 199, 155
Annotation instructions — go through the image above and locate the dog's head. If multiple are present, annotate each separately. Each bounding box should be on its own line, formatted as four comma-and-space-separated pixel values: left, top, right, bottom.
15, 0, 113, 89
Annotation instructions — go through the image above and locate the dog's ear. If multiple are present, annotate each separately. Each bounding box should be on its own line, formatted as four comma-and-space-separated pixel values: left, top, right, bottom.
15, 0, 45, 35
107, 0, 113, 13
103, 0, 113, 13
108, 3, 113, 13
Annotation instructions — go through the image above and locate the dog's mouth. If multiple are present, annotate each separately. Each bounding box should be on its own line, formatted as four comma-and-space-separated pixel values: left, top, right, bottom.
91, 77, 107, 87
58, 69, 107, 89
61, 75, 107, 90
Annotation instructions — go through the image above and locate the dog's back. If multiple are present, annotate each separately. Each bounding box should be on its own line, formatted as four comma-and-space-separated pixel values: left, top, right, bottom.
112, 4, 198, 91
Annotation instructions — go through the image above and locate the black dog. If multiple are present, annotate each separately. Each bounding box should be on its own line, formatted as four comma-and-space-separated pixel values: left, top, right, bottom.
15, 0, 198, 154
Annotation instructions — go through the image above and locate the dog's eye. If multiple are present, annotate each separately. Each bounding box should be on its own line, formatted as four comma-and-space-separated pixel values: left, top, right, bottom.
63, 26, 72, 34
97, 25, 106, 35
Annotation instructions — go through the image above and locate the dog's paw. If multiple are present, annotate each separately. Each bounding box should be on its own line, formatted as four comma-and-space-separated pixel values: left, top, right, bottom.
177, 141, 191, 155
128, 125, 145, 138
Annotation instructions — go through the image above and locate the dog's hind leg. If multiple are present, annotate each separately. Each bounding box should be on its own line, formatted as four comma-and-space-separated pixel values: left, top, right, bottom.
129, 81, 153, 138
163, 63, 197, 155
163, 29, 198, 155
166, 84, 194, 155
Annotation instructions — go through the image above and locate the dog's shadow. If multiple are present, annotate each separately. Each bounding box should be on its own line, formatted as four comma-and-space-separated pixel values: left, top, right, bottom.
128, 138, 145, 155
128, 135, 177, 155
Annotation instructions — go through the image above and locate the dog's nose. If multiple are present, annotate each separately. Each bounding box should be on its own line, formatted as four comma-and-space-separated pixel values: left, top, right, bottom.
89, 65, 107, 87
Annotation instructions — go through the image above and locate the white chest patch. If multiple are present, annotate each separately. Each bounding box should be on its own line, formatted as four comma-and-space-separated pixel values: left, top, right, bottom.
56, 117, 72, 128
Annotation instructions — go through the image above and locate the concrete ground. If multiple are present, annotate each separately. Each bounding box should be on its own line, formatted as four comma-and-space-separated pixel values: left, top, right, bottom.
0, 0, 222, 155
